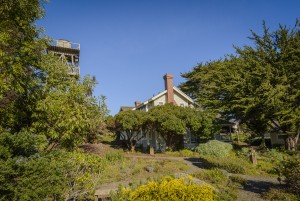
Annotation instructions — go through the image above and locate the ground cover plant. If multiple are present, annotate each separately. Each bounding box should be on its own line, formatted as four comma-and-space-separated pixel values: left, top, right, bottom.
192, 169, 246, 201
0, 150, 106, 200
163, 149, 200, 157
96, 154, 189, 186
111, 176, 217, 201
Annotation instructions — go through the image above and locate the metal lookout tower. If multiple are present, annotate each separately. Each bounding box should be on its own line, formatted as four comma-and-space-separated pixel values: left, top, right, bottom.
47, 39, 80, 77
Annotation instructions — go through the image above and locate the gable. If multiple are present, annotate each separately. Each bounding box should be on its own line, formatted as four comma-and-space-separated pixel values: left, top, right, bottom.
135, 87, 197, 112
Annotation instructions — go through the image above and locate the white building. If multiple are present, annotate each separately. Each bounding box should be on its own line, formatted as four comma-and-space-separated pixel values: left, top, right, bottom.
119, 74, 199, 151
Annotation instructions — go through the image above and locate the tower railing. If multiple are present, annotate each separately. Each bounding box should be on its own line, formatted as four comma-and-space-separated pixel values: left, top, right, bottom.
50, 40, 80, 50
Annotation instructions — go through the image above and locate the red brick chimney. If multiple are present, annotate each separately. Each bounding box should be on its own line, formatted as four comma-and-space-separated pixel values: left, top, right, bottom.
135, 101, 141, 107
163, 74, 176, 104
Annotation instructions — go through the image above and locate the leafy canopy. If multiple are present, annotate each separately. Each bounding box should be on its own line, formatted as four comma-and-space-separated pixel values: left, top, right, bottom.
180, 20, 300, 139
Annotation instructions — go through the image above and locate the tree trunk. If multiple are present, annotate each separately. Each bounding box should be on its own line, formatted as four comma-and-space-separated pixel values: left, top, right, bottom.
236, 130, 240, 143
261, 133, 266, 148
285, 136, 295, 151
130, 144, 135, 152
295, 126, 300, 150
128, 139, 136, 152
165, 134, 175, 151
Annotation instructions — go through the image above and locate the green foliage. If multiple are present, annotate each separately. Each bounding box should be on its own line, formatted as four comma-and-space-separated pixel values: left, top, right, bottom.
0, 0, 48, 133
147, 104, 187, 136
31, 74, 105, 150
115, 104, 215, 151
115, 110, 147, 151
164, 149, 198, 157
111, 176, 217, 201
180, 20, 300, 146
0, 1, 110, 200
0, 131, 45, 160
195, 140, 233, 157
193, 168, 227, 185
263, 188, 298, 201
282, 155, 300, 196
1, 0, 108, 150
228, 175, 247, 187
105, 150, 124, 163
200, 155, 253, 174
256, 149, 289, 175
147, 104, 215, 150
192, 169, 239, 201
0, 151, 106, 200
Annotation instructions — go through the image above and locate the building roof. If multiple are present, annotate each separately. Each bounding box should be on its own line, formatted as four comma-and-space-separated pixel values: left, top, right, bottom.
119, 106, 134, 112
134, 86, 197, 110
120, 73, 198, 112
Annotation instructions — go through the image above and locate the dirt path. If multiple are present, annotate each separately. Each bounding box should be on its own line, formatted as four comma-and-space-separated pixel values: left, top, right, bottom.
236, 175, 279, 201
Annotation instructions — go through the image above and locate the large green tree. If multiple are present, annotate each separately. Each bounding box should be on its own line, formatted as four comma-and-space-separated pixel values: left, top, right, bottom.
180, 21, 300, 149
147, 104, 214, 150
115, 110, 147, 152
0, 0, 108, 149
0, 0, 47, 132
0, 0, 109, 199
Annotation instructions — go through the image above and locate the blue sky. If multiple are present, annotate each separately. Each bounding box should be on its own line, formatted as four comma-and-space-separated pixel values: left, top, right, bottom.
38, 0, 300, 115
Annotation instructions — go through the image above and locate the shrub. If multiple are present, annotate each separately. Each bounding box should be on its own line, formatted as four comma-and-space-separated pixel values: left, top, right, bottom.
0, 151, 106, 200
192, 169, 238, 201
193, 169, 227, 185
266, 149, 285, 161
263, 188, 298, 201
0, 131, 46, 160
178, 149, 197, 157
282, 156, 300, 196
195, 140, 233, 157
111, 176, 217, 201
200, 155, 254, 174
229, 175, 247, 186
164, 149, 197, 157
105, 150, 124, 163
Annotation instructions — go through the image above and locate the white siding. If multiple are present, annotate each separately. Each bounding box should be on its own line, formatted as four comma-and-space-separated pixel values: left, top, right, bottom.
153, 94, 166, 106
174, 91, 190, 107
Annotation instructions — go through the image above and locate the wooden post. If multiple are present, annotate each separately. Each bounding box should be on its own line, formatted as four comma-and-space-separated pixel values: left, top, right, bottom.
150, 146, 155, 156
250, 149, 257, 166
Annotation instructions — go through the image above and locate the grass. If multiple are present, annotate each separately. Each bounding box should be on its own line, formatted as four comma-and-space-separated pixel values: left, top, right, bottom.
163, 149, 200, 157
96, 156, 190, 188
263, 187, 298, 201
83, 142, 298, 201
192, 168, 243, 201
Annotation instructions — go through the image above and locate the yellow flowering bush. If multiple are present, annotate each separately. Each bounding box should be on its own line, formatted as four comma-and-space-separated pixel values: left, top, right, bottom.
112, 176, 217, 201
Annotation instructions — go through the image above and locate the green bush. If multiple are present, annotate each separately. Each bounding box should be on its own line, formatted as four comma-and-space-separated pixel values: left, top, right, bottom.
164, 149, 197, 157
229, 175, 247, 187
263, 188, 298, 201
193, 168, 227, 184
200, 155, 253, 174
0, 131, 45, 160
282, 156, 300, 196
111, 176, 217, 201
266, 149, 285, 161
195, 140, 233, 157
105, 150, 124, 163
0, 151, 106, 200
192, 169, 238, 201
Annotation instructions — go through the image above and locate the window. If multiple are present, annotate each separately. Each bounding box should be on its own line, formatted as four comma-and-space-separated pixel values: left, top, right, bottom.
159, 102, 163, 105
180, 103, 185, 107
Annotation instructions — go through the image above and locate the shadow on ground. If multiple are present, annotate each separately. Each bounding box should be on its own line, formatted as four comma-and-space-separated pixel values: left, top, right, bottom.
243, 179, 278, 194
184, 157, 206, 169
